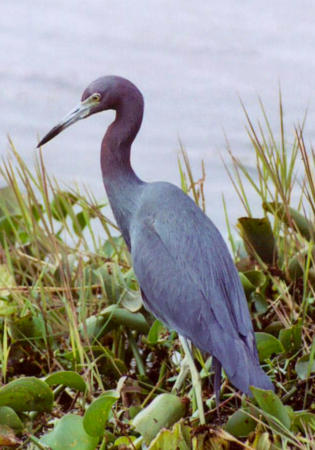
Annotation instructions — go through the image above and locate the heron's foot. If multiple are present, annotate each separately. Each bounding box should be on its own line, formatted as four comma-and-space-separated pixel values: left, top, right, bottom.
178, 335, 205, 425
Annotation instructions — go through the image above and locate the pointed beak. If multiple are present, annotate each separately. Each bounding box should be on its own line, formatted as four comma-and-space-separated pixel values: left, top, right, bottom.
37, 95, 100, 147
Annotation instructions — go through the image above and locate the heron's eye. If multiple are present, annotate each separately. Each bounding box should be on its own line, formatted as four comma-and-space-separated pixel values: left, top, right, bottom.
91, 93, 101, 102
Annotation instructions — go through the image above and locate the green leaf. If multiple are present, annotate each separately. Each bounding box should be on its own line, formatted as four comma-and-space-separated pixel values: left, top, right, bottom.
149, 420, 191, 450
45, 371, 87, 393
40, 414, 99, 450
251, 387, 291, 429
51, 191, 77, 221
251, 292, 268, 314
100, 236, 125, 258
243, 270, 266, 287
72, 211, 90, 235
238, 217, 277, 264
121, 289, 143, 312
264, 321, 284, 336
292, 411, 315, 432
9, 314, 50, 344
279, 323, 302, 354
263, 202, 314, 241
225, 408, 256, 437
255, 332, 284, 361
239, 273, 256, 297
83, 390, 119, 437
0, 377, 53, 412
81, 315, 111, 341
114, 436, 137, 446
0, 406, 23, 431
132, 394, 186, 445
295, 354, 315, 380
100, 305, 149, 334
147, 320, 167, 345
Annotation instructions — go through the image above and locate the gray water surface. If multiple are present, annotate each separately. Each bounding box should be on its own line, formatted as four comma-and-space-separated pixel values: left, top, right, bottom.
1, 1, 314, 231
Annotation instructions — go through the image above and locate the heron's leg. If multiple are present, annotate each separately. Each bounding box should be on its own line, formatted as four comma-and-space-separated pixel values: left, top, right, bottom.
212, 356, 222, 418
172, 355, 190, 392
178, 335, 205, 425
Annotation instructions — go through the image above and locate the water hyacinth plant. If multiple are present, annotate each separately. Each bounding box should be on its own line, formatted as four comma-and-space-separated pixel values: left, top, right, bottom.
0, 99, 314, 449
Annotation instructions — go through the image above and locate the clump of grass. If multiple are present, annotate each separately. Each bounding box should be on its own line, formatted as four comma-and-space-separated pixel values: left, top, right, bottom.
0, 97, 314, 449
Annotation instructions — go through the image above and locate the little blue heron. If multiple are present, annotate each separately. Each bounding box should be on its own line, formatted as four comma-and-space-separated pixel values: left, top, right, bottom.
38, 75, 274, 423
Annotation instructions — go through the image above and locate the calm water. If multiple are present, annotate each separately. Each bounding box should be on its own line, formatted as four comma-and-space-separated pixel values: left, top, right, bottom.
1, 0, 315, 231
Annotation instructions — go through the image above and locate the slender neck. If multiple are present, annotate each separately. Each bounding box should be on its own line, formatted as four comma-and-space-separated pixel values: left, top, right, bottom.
101, 88, 144, 248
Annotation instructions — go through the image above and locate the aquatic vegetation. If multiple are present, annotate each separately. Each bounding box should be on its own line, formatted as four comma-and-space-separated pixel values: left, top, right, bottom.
0, 101, 314, 448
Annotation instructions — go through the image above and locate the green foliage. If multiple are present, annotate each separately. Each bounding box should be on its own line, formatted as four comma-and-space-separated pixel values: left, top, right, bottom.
255, 332, 284, 361
45, 371, 87, 392
0, 406, 23, 431
132, 393, 186, 445
83, 390, 119, 437
0, 102, 314, 448
40, 414, 99, 450
225, 408, 256, 437
251, 386, 291, 429
0, 377, 53, 412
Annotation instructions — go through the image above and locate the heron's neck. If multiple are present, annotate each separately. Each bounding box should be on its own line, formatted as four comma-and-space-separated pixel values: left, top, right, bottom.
101, 94, 144, 248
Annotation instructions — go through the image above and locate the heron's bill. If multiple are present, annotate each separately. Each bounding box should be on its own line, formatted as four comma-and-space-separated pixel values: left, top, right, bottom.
37, 95, 100, 147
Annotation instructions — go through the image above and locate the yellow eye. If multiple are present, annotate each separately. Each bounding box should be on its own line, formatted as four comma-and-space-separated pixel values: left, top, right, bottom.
91, 93, 101, 101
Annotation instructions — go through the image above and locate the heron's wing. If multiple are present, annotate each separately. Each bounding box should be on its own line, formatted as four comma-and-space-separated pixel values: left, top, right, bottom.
131, 183, 252, 335
130, 183, 261, 392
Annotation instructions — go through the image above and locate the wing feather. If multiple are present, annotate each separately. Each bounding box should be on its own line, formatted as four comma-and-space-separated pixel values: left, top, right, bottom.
129, 182, 273, 393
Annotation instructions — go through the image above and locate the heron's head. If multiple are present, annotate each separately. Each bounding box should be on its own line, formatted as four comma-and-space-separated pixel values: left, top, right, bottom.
37, 75, 137, 147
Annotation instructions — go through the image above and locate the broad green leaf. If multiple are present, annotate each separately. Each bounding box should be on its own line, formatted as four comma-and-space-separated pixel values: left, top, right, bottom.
149, 420, 191, 450
255, 332, 284, 361
121, 289, 143, 312
239, 273, 256, 297
0, 377, 53, 412
264, 321, 284, 336
81, 315, 111, 341
238, 217, 277, 264
295, 354, 315, 380
263, 202, 314, 241
100, 305, 149, 334
251, 292, 268, 314
243, 270, 266, 288
40, 414, 99, 450
45, 371, 87, 392
0, 406, 23, 431
83, 390, 119, 437
132, 394, 186, 445
251, 386, 291, 429
225, 408, 256, 437
279, 323, 302, 354
114, 436, 137, 446
147, 320, 167, 345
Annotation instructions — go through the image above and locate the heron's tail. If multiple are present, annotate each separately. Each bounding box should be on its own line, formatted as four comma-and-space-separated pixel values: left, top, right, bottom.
226, 339, 274, 395
212, 331, 274, 396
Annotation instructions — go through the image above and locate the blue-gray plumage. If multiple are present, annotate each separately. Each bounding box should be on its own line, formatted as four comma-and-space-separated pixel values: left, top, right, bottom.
38, 75, 274, 417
